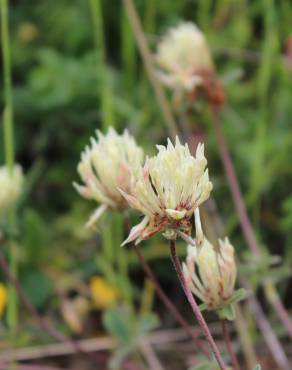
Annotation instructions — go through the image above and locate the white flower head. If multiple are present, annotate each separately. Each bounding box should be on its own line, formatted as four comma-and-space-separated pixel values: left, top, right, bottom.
74, 127, 144, 227
156, 22, 213, 92
183, 237, 237, 311
0, 164, 24, 217
121, 137, 213, 245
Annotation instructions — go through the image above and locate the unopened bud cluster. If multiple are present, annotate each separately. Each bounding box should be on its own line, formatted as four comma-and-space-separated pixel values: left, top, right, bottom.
183, 237, 237, 313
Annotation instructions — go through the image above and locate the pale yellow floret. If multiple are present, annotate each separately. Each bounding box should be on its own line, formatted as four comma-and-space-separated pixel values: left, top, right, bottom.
183, 237, 237, 310
121, 137, 213, 245
156, 22, 213, 91
0, 164, 24, 217
74, 127, 144, 227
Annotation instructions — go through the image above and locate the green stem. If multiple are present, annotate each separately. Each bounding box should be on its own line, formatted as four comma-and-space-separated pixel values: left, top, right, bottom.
0, 0, 17, 335
88, 0, 114, 129
121, 7, 136, 90
1, 0, 14, 169
114, 213, 132, 304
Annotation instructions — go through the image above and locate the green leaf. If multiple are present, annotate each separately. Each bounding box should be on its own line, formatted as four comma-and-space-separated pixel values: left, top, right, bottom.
102, 307, 132, 344
218, 304, 235, 321
136, 313, 159, 338
188, 362, 218, 370
22, 209, 48, 267
253, 365, 261, 370
228, 288, 249, 305
199, 302, 208, 312
22, 270, 53, 308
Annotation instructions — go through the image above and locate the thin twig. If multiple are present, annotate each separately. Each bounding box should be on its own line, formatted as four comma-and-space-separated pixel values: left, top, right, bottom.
203, 187, 290, 370
211, 107, 292, 339
221, 320, 240, 370
0, 327, 218, 364
240, 277, 290, 370
0, 364, 70, 370
122, 0, 178, 139
132, 243, 209, 355
234, 304, 258, 369
139, 340, 165, 370
0, 337, 115, 363
263, 280, 292, 339
169, 240, 227, 370
212, 107, 259, 255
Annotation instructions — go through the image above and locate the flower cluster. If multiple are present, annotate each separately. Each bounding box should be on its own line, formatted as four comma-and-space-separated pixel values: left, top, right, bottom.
156, 22, 213, 92
183, 237, 237, 313
75, 127, 240, 317
121, 137, 213, 245
0, 164, 24, 217
74, 128, 144, 227
156, 22, 225, 106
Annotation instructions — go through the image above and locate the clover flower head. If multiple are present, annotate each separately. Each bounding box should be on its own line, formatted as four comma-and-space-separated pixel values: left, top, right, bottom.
74, 127, 144, 227
156, 22, 213, 92
121, 137, 213, 245
0, 164, 24, 217
183, 237, 237, 311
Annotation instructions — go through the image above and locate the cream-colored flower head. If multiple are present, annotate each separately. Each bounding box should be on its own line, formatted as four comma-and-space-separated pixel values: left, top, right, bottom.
0, 164, 24, 217
74, 127, 144, 227
156, 22, 213, 92
121, 137, 213, 245
183, 237, 237, 311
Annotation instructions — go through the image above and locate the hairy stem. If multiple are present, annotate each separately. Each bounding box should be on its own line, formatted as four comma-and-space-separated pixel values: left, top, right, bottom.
169, 240, 227, 370
132, 243, 209, 356
221, 320, 240, 370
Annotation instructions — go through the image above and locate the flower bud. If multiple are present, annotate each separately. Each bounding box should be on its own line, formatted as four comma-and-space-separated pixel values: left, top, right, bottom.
183, 237, 237, 312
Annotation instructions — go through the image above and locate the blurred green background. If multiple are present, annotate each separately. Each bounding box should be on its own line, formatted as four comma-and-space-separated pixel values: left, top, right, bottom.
0, 0, 292, 360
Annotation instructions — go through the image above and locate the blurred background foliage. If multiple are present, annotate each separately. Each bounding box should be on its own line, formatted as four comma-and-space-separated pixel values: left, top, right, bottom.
0, 0, 292, 352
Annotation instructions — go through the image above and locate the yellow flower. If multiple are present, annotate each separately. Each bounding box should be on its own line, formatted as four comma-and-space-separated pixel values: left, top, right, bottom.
90, 277, 118, 310
183, 237, 237, 311
0, 283, 7, 317
0, 164, 24, 218
156, 22, 213, 92
74, 127, 144, 228
121, 137, 212, 245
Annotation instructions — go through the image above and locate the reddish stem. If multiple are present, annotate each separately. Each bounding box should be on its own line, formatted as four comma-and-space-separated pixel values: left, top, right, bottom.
211, 107, 259, 256
221, 320, 240, 370
169, 240, 227, 370
241, 278, 290, 370
211, 107, 292, 340
132, 243, 209, 355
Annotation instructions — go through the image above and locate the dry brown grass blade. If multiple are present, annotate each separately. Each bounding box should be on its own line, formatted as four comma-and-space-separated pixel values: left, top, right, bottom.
122, 0, 178, 139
